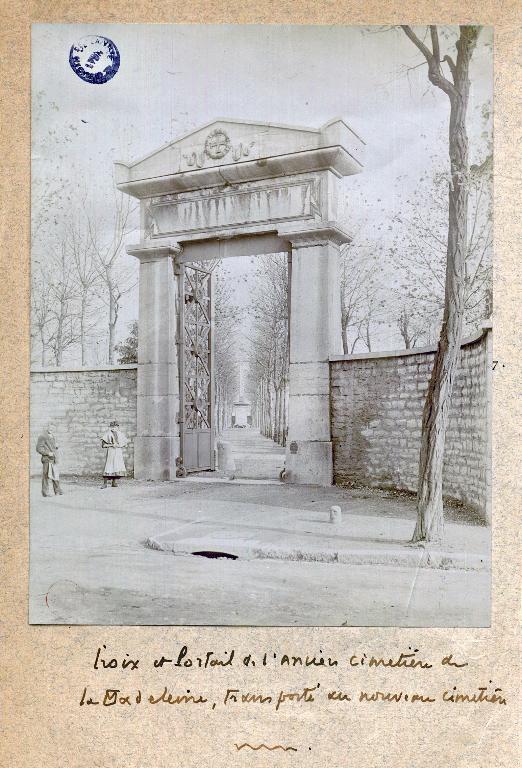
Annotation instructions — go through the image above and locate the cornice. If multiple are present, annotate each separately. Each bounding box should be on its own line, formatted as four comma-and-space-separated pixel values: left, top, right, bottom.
126, 242, 182, 262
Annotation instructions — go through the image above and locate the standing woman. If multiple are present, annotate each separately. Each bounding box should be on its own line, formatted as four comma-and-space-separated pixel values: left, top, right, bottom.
100, 420, 128, 488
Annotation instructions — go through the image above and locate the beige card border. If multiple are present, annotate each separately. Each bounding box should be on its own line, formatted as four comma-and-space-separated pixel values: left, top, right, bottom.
1, 5, 520, 767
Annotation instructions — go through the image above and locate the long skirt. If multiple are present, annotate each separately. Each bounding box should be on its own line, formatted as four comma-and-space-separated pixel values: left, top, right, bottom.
103, 446, 127, 477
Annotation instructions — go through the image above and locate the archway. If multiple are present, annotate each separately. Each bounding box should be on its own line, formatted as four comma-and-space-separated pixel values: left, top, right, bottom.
117, 118, 365, 485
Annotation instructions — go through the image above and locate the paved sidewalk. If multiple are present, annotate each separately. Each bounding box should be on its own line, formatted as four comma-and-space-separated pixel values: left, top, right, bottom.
146, 492, 489, 571
29, 478, 491, 626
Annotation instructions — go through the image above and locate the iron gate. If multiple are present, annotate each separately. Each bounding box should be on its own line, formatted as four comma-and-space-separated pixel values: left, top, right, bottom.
177, 263, 215, 475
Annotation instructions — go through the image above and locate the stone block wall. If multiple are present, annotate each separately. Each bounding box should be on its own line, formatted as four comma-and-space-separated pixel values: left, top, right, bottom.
30, 366, 137, 477
330, 327, 492, 520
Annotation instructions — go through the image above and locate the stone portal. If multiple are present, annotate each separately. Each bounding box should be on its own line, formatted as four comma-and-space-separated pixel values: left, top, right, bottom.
116, 118, 365, 484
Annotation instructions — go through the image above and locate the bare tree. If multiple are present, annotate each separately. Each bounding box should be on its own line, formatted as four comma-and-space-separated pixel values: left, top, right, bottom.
47, 241, 80, 365
213, 266, 240, 432
88, 192, 137, 364
396, 303, 423, 349
31, 266, 54, 366
340, 246, 372, 354
339, 239, 387, 354
68, 218, 102, 365
389, 157, 492, 345
33, 201, 132, 367
31, 93, 140, 367
400, 25, 482, 544
248, 254, 289, 445
356, 287, 382, 353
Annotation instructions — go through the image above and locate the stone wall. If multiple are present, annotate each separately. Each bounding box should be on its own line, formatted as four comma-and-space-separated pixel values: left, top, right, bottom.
330, 326, 492, 520
30, 329, 493, 521
30, 366, 137, 477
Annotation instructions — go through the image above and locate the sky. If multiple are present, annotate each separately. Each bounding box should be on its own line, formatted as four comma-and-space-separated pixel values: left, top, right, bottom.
32, 24, 493, 358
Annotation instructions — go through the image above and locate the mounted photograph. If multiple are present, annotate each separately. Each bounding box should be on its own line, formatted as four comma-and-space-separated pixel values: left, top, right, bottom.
30, 24, 493, 626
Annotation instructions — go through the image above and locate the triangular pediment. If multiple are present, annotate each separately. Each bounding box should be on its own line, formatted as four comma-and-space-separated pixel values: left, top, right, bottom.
116, 118, 364, 184
169, 118, 320, 154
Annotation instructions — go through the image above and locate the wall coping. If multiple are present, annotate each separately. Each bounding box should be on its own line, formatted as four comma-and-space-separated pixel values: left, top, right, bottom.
330, 322, 492, 363
31, 364, 138, 374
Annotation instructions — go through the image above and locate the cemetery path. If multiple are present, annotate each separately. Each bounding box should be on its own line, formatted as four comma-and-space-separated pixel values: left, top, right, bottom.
218, 428, 285, 480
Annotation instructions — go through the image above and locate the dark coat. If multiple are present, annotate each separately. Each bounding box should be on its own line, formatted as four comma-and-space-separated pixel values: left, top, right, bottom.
36, 432, 58, 464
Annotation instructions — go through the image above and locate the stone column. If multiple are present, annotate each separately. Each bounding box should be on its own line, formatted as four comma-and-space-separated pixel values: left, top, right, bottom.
127, 243, 182, 480
281, 226, 348, 485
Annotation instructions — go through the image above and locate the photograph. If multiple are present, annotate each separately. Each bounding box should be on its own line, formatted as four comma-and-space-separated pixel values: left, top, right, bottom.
29, 23, 493, 627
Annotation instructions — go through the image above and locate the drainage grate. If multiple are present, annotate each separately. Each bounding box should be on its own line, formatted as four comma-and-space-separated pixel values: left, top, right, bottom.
192, 550, 238, 560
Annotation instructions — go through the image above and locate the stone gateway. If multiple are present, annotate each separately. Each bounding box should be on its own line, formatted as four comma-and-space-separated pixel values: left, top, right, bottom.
115, 118, 365, 484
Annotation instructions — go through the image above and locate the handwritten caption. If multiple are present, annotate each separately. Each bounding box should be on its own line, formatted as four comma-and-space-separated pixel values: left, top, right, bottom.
78, 645, 507, 711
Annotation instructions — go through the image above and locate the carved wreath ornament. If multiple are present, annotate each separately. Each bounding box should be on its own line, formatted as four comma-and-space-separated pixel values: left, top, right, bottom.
181, 130, 255, 169
204, 129, 231, 160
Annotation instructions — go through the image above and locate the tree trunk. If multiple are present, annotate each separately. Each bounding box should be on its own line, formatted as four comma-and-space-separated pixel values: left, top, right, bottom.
277, 391, 280, 445
260, 381, 265, 436
55, 312, 64, 366
280, 383, 285, 444
269, 380, 275, 440
108, 290, 116, 365
261, 379, 268, 437
262, 383, 267, 435
40, 326, 47, 366
272, 385, 277, 441
411, 31, 475, 544
365, 323, 372, 352
350, 335, 361, 354
107, 269, 119, 365
341, 313, 349, 355
275, 385, 281, 444
80, 293, 88, 366
265, 381, 271, 438
282, 380, 288, 446
342, 321, 349, 354
279, 383, 284, 445
266, 379, 272, 438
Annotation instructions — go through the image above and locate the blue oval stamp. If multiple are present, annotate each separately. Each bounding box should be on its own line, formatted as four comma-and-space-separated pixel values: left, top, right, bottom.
69, 35, 120, 85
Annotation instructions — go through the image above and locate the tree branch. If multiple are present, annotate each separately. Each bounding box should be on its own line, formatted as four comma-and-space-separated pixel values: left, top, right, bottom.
401, 25, 457, 98
443, 54, 457, 81
401, 25, 433, 62
429, 26, 440, 64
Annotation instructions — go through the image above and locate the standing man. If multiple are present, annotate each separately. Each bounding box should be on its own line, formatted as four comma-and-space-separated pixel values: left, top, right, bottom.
100, 420, 128, 488
36, 423, 63, 497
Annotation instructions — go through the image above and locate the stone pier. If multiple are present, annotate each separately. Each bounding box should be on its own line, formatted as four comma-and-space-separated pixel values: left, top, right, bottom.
282, 228, 346, 485
128, 244, 181, 480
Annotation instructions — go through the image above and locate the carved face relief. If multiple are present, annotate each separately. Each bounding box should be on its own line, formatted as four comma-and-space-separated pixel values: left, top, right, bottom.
204, 129, 231, 160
